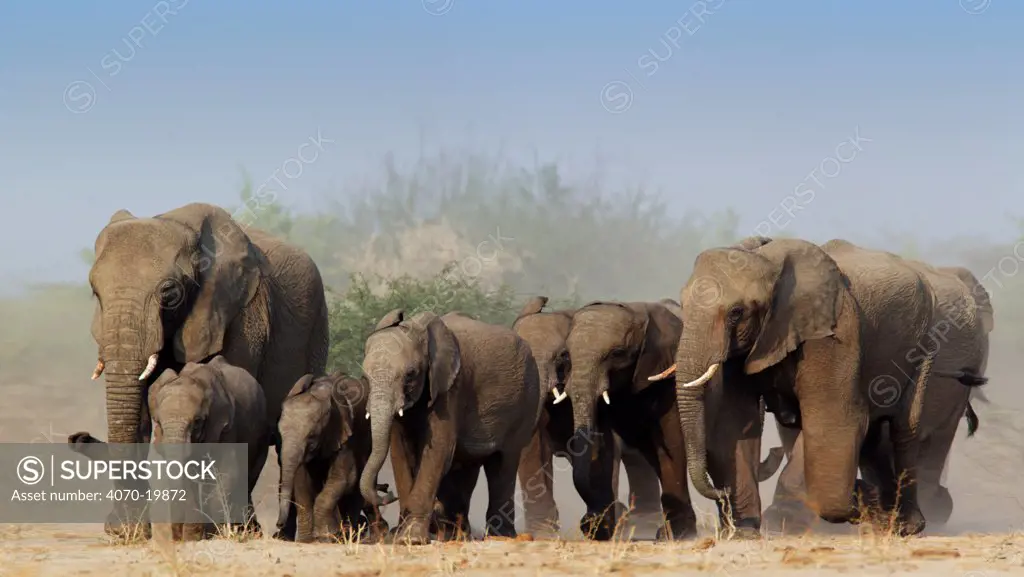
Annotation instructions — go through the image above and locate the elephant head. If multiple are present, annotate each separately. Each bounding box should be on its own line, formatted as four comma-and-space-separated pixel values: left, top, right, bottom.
358, 309, 461, 507
88, 204, 263, 445
147, 361, 229, 447
650, 238, 848, 500
512, 296, 574, 404
275, 373, 355, 533
563, 302, 680, 500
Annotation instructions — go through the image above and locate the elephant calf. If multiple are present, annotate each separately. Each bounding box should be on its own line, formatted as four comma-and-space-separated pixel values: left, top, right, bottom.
275, 371, 393, 543
69, 356, 271, 540
149, 356, 271, 538
359, 309, 543, 545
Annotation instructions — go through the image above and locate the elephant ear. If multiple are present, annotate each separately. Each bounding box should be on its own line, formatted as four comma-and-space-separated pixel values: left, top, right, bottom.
376, 309, 404, 331
944, 266, 994, 333
287, 374, 316, 399
332, 379, 356, 448
416, 312, 461, 408
631, 303, 682, 393
733, 236, 773, 250
162, 205, 262, 364
515, 296, 549, 323
745, 242, 843, 375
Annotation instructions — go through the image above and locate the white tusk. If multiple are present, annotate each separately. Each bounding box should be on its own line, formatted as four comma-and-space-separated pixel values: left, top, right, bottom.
138, 353, 159, 381
398, 409, 403, 417
602, 391, 611, 405
552, 389, 568, 404
682, 364, 720, 388
365, 412, 370, 420
648, 363, 677, 381
91, 360, 105, 380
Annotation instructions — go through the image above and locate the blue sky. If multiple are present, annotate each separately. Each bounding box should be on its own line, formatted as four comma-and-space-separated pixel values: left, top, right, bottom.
1, 0, 1021, 288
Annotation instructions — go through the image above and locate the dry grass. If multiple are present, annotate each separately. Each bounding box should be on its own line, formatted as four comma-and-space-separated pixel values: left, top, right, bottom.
1, 523, 1023, 576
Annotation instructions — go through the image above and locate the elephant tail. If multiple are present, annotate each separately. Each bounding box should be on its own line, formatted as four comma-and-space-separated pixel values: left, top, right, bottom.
965, 402, 980, 437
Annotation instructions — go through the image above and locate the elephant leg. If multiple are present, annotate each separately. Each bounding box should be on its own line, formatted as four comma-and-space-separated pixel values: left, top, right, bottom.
647, 404, 696, 541
705, 382, 763, 538
435, 462, 480, 540
620, 444, 663, 539
292, 466, 317, 543
483, 451, 520, 538
915, 397, 963, 526
886, 373, 927, 536
796, 343, 866, 526
389, 421, 418, 529
517, 414, 559, 537
313, 453, 355, 541
400, 409, 457, 545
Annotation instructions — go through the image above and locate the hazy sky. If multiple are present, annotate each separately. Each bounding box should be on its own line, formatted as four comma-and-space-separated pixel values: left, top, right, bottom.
1, 0, 1020, 288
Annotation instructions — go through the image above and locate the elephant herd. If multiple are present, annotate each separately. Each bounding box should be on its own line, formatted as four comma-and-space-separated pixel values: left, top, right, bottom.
69, 203, 992, 545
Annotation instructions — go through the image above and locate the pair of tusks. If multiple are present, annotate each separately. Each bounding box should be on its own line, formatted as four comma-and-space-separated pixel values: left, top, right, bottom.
90, 353, 159, 382
364, 408, 404, 420
551, 389, 610, 405
647, 363, 720, 388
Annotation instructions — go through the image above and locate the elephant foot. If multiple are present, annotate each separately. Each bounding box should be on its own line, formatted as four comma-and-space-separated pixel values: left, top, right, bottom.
524, 518, 560, 540
389, 517, 431, 545
272, 527, 295, 541
655, 510, 698, 541
104, 508, 151, 543
894, 507, 926, 537
579, 503, 622, 541
763, 502, 816, 536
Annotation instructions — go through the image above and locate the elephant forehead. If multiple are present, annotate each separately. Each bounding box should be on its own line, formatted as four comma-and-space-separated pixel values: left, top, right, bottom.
365, 328, 416, 354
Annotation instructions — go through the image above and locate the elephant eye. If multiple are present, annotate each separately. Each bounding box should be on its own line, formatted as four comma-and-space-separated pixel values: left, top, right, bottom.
608, 347, 628, 359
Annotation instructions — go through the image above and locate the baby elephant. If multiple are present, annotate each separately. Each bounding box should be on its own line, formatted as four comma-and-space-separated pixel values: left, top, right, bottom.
149, 356, 270, 538
275, 371, 393, 543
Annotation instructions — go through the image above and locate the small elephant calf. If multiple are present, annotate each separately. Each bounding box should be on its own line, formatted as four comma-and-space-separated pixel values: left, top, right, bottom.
69, 356, 271, 540
275, 371, 394, 543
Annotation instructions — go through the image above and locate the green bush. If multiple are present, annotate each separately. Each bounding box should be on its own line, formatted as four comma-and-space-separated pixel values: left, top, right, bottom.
325, 263, 580, 375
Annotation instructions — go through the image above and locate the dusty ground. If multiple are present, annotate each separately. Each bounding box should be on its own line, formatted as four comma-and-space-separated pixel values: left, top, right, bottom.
2, 523, 1024, 576
1, 337, 1021, 575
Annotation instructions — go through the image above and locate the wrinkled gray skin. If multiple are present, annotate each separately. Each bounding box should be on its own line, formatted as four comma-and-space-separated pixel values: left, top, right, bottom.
275, 372, 391, 543
766, 240, 987, 535
87, 203, 328, 539
769, 261, 992, 530
651, 237, 868, 536
358, 310, 543, 545
70, 356, 270, 541
563, 300, 701, 541
512, 296, 664, 539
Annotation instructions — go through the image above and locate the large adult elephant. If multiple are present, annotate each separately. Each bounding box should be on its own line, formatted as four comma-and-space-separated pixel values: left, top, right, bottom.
87, 203, 329, 538
512, 296, 664, 539
763, 241, 987, 535
562, 300, 698, 541
649, 237, 868, 536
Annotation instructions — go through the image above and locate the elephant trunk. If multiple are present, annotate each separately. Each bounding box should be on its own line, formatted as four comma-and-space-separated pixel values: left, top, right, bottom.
360, 389, 395, 507
276, 442, 304, 532
99, 302, 165, 445
567, 368, 604, 506
675, 330, 729, 501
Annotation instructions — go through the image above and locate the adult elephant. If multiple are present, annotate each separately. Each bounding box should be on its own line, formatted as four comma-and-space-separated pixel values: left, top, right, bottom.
87, 203, 329, 538
763, 241, 987, 535
856, 262, 991, 526
648, 237, 868, 536
513, 296, 664, 539
562, 300, 698, 541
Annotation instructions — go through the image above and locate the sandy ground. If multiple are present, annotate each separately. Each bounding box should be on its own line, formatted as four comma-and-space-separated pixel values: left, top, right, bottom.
1, 339, 1022, 575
